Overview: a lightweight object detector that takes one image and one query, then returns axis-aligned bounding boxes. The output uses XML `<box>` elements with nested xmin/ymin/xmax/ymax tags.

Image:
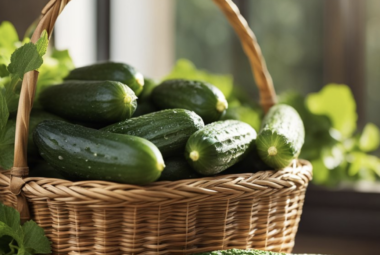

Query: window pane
<box><xmin>175</xmin><ymin>0</ymin><xmax>323</xmax><ymax>98</ymax></box>
<box><xmin>366</xmin><ymin>0</ymin><xmax>380</xmax><ymax>128</ymax></box>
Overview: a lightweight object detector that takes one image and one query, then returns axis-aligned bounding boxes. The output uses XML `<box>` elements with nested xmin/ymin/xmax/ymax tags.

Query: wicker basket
<box><xmin>0</xmin><ymin>0</ymin><xmax>312</xmax><ymax>254</ymax></box>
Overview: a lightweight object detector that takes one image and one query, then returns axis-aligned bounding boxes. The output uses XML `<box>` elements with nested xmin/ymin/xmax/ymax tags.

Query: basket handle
<box><xmin>10</xmin><ymin>0</ymin><xmax>277</xmax><ymax>218</ymax></box>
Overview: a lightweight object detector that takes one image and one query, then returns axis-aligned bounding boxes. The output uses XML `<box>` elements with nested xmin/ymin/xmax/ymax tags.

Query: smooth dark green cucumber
<box><xmin>28</xmin><ymin>110</ymin><xmax>65</xmax><ymax>157</ymax></box>
<box><xmin>102</xmin><ymin>109</ymin><xmax>204</xmax><ymax>157</ymax></box>
<box><xmin>65</xmin><ymin>62</ymin><xmax>145</xmax><ymax>95</ymax></box>
<box><xmin>34</xmin><ymin>120</ymin><xmax>165</xmax><ymax>184</ymax></box>
<box><xmin>39</xmin><ymin>80</ymin><xmax>137</xmax><ymax>123</ymax></box>
<box><xmin>158</xmin><ymin>157</ymin><xmax>200</xmax><ymax>181</ymax></box>
<box><xmin>256</xmin><ymin>104</ymin><xmax>305</xmax><ymax>169</ymax></box>
<box><xmin>29</xmin><ymin>161</ymin><xmax>70</xmax><ymax>179</ymax></box>
<box><xmin>152</xmin><ymin>79</ymin><xmax>228</xmax><ymax>123</ymax></box>
<box><xmin>185</xmin><ymin>120</ymin><xmax>257</xmax><ymax>176</ymax></box>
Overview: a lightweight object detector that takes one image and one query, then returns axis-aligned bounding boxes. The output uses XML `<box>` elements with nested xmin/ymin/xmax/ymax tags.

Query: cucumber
<box><xmin>158</xmin><ymin>157</ymin><xmax>200</xmax><ymax>181</ymax></box>
<box><xmin>132</xmin><ymin>101</ymin><xmax>157</xmax><ymax>117</ymax></box>
<box><xmin>139</xmin><ymin>77</ymin><xmax>158</xmax><ymax>102</ymax></box>
<box><xmin>28</xmin><ymin>110</ymin><xmax>65</xmax><ymax>157</ymax></box>
<box><xmin>222</xmin><ymin>143</ymin><xmax>271</xmax><ymax>175</ymax></box>
<box><xmin>256</xmin><ymin>104</ymin><xmax>305</xmax><ymax>169</ymax></box>
<box><xmin>29</xmin><ymin>161</ymin><xmax>70</xmax><ymax>179</ymax></box>
<box><xmin>221</xmin><ymin>105</ymin><xmax>263</xmax><ymax>132</ymax></box>
<box><xmin>65</xmin><ymin>62</ymin><xmax>145</xmax><ymax>95</ymax></box>
<box><xmin>39</xmin><ymin>80</ymin><xmax>137</xmax><ymax>123</ymax></box>
<box><xmin>33</xmin><ymin>120</ymin><xmax>165</xmax><ymax>185</ymax></box>
<box><xmin>151</xmin><ymin>79</ymin><xmax>228</xmax><ymax>123</ymax></box>
<box><xmin>185</xmin><ymin>120</ymin><xmax>257</xmax><ymax>176</ymax></box>
<box><xmin>102</xmin><ymin>109</ymin><xmax>204</xmax><ymax>157</ymax></box>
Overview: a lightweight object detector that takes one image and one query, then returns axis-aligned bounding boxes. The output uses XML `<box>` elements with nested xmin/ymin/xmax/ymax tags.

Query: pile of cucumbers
<box><xmin>30</xmin><ymin>62</ymin><xmax>305</xmax><ymax>185</ymax></box>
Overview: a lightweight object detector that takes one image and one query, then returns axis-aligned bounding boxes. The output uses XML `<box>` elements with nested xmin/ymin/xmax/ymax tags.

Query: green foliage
<box><xmin>221</xmin><ymin>105</ymin><xmax>262</xmax><ymax>131</ymax></box>
<box><xmin>165</xmin><ymin>59</ymin><xmax>233</xmax><ymax>98</ymax></box>
<box><xmin>359</xmin><ymin>123</ymin><xmax>380</xmax><ymax>152</ymax></box>
<box><xmin>280</xmin><ymin>84</ymin><xmax>380</xmax><ymax>186</ymax></box>
<box><xmin>0</xmin><ymin>21</ymin><xmax>73</xmax><ymax>170</ymax></box>
<box><xmin>307</xmin><ymin>84</ymin><xmax>357</xmax><ymax>138</ymax></box>
<box><xmin>0</xmin><ymin>202</ymin><xmax>51</xmax><ymax>254</ymax></box>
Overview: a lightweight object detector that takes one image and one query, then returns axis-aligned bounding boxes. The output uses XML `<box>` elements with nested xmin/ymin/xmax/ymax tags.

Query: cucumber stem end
<box><xmin>190</xmin><ymin>151</ymin><xmax>200</xmax><ymax>161</ymax></box>
<box><xmin>268</xmin><ymin>146</ymin><xmax>277</xmax><ymax>156</ymax></box>
<box><xmin>216</xmin><ymin>99</ymin><xmax>228</xmax><ymax>112</ymax></box>
<box><xmin>135</xmin><ymin>73</ymin><xmax>144</xmax><ymax>87</ymax></box>
<box><xmin>157</xmin><ymin>161</ymin><xmax>165</xmax><ymax>172</ymax></box>
<box><xmin>124</xmin><ymin>95</ymin><xmax>132</xmax><ymax>104</ymax></box>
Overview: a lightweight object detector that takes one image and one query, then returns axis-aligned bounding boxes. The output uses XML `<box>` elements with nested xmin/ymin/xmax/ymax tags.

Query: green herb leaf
<box><xmin>36</xmin><ymin>31</ymin><xmax>49</xmax><ymax>58</ymax></box>
<box><xmin>0</xmin><ymin>203</ymin><xmax>20</xmax><ymax>231</ymax></box>
<box><xmin>0</xmin><ymin>120</ymin><xmax>15</xmax><ymax>170</ymax></box>
<box><xmin>7</xmin><ymin>43</ymin><xmax>43</xmax><ymax>80</ymax></box>
<box><xmin>359</xmin><ymin>123</ymin><xmax>380</xmax><ymax>152</ymax></box>
<box><xmin>0</xmin><ymin>203</ymin><xmax>51</xmax><ymax>254</ymax></box>
<box><xmin>164</xmin><ymin>59</ymin><xmax>233</xmax><ymax>98</ymax></box>
<box><xmin>0</xmin><ymin>222</ymin><xmax>23</xmax><ymax>252</ymax></box>
<box><xmin>0</xmin><ymin>64</ymin><xmax>9</xmax><ymax>77</ymax></box>
<box><xmin>306</xmin><ymin>84</ymin><xmax>357</xmax><ymax>138</ymax></box>
<box><xmin>0</xmin><ymin>90</ymin><xmax>9</xmax><ymax>132</ymax></box>
<box><xmin>0</xmin><ymin>21</ymin><xmax>19</xmax><ymax>51</ymax></box>
<box><xmin>22</xmin><ymin>221</ymin><xmax>51</xmax><ymax>254</ymax></box>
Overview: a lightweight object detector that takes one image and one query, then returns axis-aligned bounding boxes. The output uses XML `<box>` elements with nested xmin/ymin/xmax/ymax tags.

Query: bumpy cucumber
<box><xmin>65</xmin><ymin>62</ymin><xmax>145</xmax><ymax>95</ymax></box>
<box><xmin>102</xmin><ymin>109</ymin><xmax>204</xmax><ymax>157</ymax></box>
<box><xmin>256</xmin><ymin>104</ymin><xmax>305</xmax><ymax>169</ymax></box>
<box><xmin>34</xmin><ymin>120</ymin><xmax>165</xmax><ymax>184</ymax></box>
<box><xmin>158</xmin><ymin>157</ymin><xmax>200</xmax><ymax>181</ymax></box>
<box><xmin>39</xmin><ymin>80</ymin><xmax>137</xmax><ymax>123</ymax></box>
<box><xmin>28</xmin><ymin>110</ymin><xmax>65</xmax><ymax>157</ymax></box>
<box><xmin>151</xmin><ymin>79</ymin><xmax>228</xmax><ymax>123</ymax></box>
<box><xmin>185</xmin><ymin>120</ymin><xmax>257</xmax><ymax>175</ymax></box>
<box><xmin>222</xmin><ymin>143</ymin><xmax>271</xmax><ymax>175</ymax></box>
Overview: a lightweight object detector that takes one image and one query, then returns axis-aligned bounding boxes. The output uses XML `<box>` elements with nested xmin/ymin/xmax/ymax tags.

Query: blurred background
<box><xmin>1</xmin><ymin>0</ymin><xmax>380</xmax><ymax>254</ymax></box>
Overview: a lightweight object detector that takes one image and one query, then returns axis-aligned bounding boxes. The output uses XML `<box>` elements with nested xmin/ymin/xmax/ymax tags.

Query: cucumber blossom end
<box><xmin>190</xmin><ymin>151</ymin><xmax>200</xmax><ymax>161</ymax></box>
<box><xmin>136</xmin><ymin>72</ymin><xmax>144</xmax><ymax>87</ymax></box>
<box><xmin>216</xmin><ymin>98</ymin><xmax>228</xmax><ymax>112</ymax></box>
<box><xmin>268</xmin><ymin>146</ymin><xmax>278</xmax><ymax>156</ymax></box>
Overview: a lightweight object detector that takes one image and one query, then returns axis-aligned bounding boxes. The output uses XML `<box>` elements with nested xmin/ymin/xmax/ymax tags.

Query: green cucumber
<box><xmin>34</xmin><ymin>120</ymin><xmax>165</xmax><ymax>185</ymax></box>
<box><xmin>28</xmin><ymin>110</ymin><xmax>65</xmax><ymax>157</ymax></box>
<box><xmin>151</xmin><ymin>79</ymin><xmax>228</xmax><ymax>123</ymax></box>
<box><xmin>132</xmin><ymin>101</ymin><xmax>157</xmax><ymax>117</ymax></box>
<box><xmin>39</xmin><ymin>80</ymin><xmax>137</xmax><ymax>123</ymax></box>
<box><xmin>65</xmin><ymin>62</ymin><xmax>145</xmax><ymax>95</ymax></box>
<box><xmin>222</xmin><ymin>143</ymin><xmax>271</xmax><ymax>175</ymax></box>
<box><xmin>29</xmin><ymin>161</ymin><xmax>70</xmax><ymax>179</ymax></box>
<box><xmin>256</xmin><ymin>104</ymin><xmax>305</xmax><ymax>169</ymax></box>
<box><xmin>185</xmin><ymin>120</ymin><xmax>257</xmax><ymax>175</ymax></box>
<box><xmin>158</xmin><ymin>157</ymin><xmax>200</xmax><ymax>181</ymax></box>
<box><xmin>139</xmin><ymin>77</ymin><xmax>158</xmax><ymax>102</ymax></box>
<box><xmin>102</xmin><ymin>109</ymin><xmax>204</xmax><ymax>157</ymax></box>
<box><xmin>221</xmin><ymin>105</ymin><xmax>263</xmax><ymax>131</ymax></box>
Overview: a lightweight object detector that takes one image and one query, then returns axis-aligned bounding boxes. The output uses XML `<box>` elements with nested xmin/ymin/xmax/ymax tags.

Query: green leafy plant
<box><xmin>164</xmin><ymin>59</ymin><xmax>233</xmax><ymax>99</ymax></box>
<box><xmin>280</xmin><ymin>84</ymin><xmax>380</xmax><ymax>186</ymax></box>
<box><xmin>0</xmin><ymin>21</ymin><xmax>74</xmax><ymax>170</ymax></box>
<box><xmin>0</xmin><ymin>202</ymin><xmax>51</xmax><ymax>255</ymax></box>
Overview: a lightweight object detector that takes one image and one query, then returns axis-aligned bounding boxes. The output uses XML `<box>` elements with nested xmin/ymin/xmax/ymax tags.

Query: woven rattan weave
<box><xmin>0</xmin><ymin>0</ymin><xmax>312</xmax><ymax>254</ymax></box>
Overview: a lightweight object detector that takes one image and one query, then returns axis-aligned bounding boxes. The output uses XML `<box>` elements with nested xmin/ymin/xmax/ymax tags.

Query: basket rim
<box><xmin>1</xmin><ymin>160</ymin><xmax>312</xmax><ymax>205</ymax></box>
